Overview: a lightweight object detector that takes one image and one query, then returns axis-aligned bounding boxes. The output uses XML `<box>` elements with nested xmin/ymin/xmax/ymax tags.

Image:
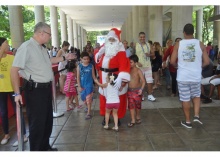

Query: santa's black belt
<box><xmin>100</xmin><ymin>68</ymin><xmax>119</xmax><ymax>72</ymax></box>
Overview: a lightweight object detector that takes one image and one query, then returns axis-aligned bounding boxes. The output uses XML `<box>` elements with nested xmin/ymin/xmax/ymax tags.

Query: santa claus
<box><xmin>94</xmin><ymin>28</ymin><xmax>130</xmax><ymax>125</ymax></box>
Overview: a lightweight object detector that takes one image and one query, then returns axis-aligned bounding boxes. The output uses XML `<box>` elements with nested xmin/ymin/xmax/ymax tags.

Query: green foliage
<box><xmin>87</xmin><ymin>30</ymin><xmax>108</xmax><ymax>46</ymax></box>
<box><xmin>0</xmin><ymin>6</ymin><xmax>10</xmax><ymax>42</ymax></box>
<box><xmin>202</xmin><ymin>5</ymin><xmax>214</xmax><ymax>44</ymax></box>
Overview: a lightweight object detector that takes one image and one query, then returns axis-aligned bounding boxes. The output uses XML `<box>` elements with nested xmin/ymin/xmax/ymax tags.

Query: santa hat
<box><xmin>107</xmin><ymin>28</ymin><xmax>121</xmax><ymax>41</ymax></box>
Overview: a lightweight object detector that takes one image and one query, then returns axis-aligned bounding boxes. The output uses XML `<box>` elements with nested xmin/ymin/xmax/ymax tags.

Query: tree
<box><xmin>87</xmin><ymin>30</ymin><xmax>109</xmax><ymax>46</ymax></box>
<box><xmin>203</xmin><ymin>5</ymin><xmax>214</xmax><ymax>44</ymax></box>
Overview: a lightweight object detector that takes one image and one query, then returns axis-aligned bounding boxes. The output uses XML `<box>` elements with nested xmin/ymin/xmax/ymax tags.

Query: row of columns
<box><xmin>8</xmin><ymin>5</ymin><xmax>87</xmax><ymax>51</ymax></box>
<box><xmin>120</xmin><ymin>6</ymin><xmax>196</xmax><ymax>46</ymax></box>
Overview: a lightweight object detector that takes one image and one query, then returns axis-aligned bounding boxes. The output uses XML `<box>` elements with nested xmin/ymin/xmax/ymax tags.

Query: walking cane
<box><xmin>16</xmin><ymin>87</ymin><xmax>24</xmax><ymax>151</ymax></box>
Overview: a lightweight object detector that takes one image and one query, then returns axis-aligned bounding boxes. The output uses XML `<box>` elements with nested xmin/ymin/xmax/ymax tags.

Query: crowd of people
<box><xmin>1</xmin><ymin>22</ymin><xmax>220</xmax><ymax>151</ymax></box>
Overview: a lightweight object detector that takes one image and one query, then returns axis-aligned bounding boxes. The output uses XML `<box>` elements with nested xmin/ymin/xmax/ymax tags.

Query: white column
<box><xmin>126</xmin><ymin>18</ymin><xmax>129</xmax><ymax>43</ymax></box>
<box><xmin>8</xmin><ymin>5</ymin><xmax>24</xmax><ymax>48</ymax></box>
<box><xmin>60</xmin><ymin>10</ymin><xmax>67</xmax><ymax>43</ymax></box>
<box><xmin>84</xmin><ymin>29</ymin><xmax>87</xmax><ymax>46</ymax></box>
<box><xmin>81</xmin><ymin>27</ymin><xmax>84</xmax><ymax>50</ymax></box>
<box><xmin>73</xmin><ymin>20</ymin><xmax>78</xmax><ymax>48</ymax></box>
<box><xmin>132</xmin><ymin>6</ymin><xmax>139</xmax><ymax>42</ymax></box>
<box><xmin>67</xmin><ymin>15</ymin><xmax>73</xmax><ymax>47</ymax></box>
<box><xmin>50</xmin><ymin>6</ymin><xmax>59</xmax><ymax>48</ymax></box>
<box><xmin>148</xmin><ymin>6</ymin><xmax>163</xmax><ymax>45</ymax></box>
<box><xmin>213</xmin><ymin>6</ymin><xmax>220</xmax><ymax>49</ymax></box>
<box><xmin>34</xmin><ymin>5</ymin><xmax>45</xmax><ymax>24</ymax></box>
<box><xmin>77</xmin><ymin>24</ymin><xmax>82</xmax><ymax>51</ymax></box>
<box><xmin>128</xmin><ymin>12</ymin><xmax>133</xmax><ymax>43</ymax></box>
<box><xmin>121</xmin><ymin>23</ymin><xmax>125</xmax><ymax>41</ymax></box>
<box><xmin>196</xmin><ymin>9</ymin><xmax>203</xmax><ymax>41</ymax></box>
<box><xmin>139</xmin><ymin>6</ymin><xmax>149</xmax><ymax>35</ymax></box>
<box><xmin>171</xmin><ymin>6</ymin><xmax>193</xmax><ymax>41</ymax></box>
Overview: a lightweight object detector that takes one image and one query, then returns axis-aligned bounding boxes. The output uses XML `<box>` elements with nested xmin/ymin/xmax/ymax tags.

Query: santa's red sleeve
<box><xmin>116</xmin><ymin>51</ymin><xmax>130</xmax><ymax>82</ymax></box>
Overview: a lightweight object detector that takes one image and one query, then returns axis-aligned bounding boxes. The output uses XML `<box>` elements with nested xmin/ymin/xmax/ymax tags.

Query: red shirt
<box><xmin>163</xmin><ymin>46</ymin><xmax>177</xmax><ymax>73</ymax></box>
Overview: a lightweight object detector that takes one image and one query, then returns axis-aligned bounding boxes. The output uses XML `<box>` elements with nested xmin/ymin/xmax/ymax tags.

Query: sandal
<box><xmin>127</xmin><ymin>122</ymin><xmax>135</xmax><ymax>127</ymax></box>
<box><xmin>112</xmin><ymin>126</ymin><xmax>119</xmax><ymax>132</ymax></box>
<box><xmin>85</xmin><ymin>114</ymin><xmax>92</xmax><ymax>120</ymax></box>
<box><xmin>67</xmin><ymin>108</ymin><xmax>73</xmax><ymax>111</ymax></box>
<box><xmin>103</xmin><ymin>125</ymin><xmax>109</xmax><ymax>130</ymax></box>
<box><xmin>136</xmin><ymin>119</ymin><xmax>141</xmax><ymax>124</ymax></box>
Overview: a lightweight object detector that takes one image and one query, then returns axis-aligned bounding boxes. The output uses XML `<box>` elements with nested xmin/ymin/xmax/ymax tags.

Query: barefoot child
<box><xmin>127</xmin><ymin>54</ymin><xmax>146</xmax><ymax>127</ymax></box>
<box><xmin>94</xmin><ymin>73</ymin><xmax>120</xmax><ymax>131</ymax></box>
<box><xmin>77</xmin><ymin>52</ymin><xmax>96</xmax><ymax>120</ymax></box>
<box><xmin>64</xmin><ymin>60</ymin><xmax>78</xmax><ymax>111</ymax></box>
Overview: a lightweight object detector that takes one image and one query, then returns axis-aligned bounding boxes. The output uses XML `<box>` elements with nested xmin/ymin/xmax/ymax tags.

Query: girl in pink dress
<box><xmin>64</xmin><ymin>60</ymin><xmax>78</xmax><ymax>111</ymax></box>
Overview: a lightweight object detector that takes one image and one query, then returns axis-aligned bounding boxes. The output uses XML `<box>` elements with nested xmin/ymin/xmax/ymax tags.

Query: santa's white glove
<box><xmin>113</xmin><ymin>77</ymin><xmax>122</xmax><ymax>90</ymax></box>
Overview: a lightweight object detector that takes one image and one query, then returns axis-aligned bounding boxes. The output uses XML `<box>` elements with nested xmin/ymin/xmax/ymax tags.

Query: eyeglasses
<box><xmin>43</xmin><ymin>31</ymin><xmax>51</xmax><ymax>36</ymax></box>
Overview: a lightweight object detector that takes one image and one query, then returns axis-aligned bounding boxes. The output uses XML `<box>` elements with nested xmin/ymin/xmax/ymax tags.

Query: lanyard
<box><xmin>139</xmin><ymin>42</ymin><xmax>150</xmax><ymax>60</ymax></box>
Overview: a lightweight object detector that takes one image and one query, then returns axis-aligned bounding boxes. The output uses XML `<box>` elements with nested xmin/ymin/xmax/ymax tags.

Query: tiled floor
<box><xmin>1</xmin><ymin>77</ymin><xmax>220</xmax><ymax>151</ymax></box>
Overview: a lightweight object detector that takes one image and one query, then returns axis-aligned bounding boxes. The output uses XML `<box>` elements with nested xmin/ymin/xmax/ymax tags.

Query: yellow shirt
<box><xmin>136</xmin><ymin>42</ymin><xmax>151</xmax><ymax>68</ymax></box>
<box><xmin>0</xmin><ymin>54</ymin><xmax>14</xmax><ymax>92</ymax></box>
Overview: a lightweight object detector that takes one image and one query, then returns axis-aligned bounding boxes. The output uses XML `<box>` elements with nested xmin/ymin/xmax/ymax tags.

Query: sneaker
<box><xmin>12</xmin><ymin>136</ymin><xmax>28</xmax><ymax>147</ymax></box>
<box><xmin>148</xmin><ymin>95</ymin><xmax>156</xmax><ymax>101</ymax></box>
<box><xmin>203</xmin><ymin>97</ymin><xmax>212</xmax><ymax>104</ymax></box>
<box><xmin>142</xmin><ymin>97</ymin><xmax>145</xmax><ymax>101</ymax></box>
<box><xmin>84</xmin><ymin>107</ymin><xmax>88</xmax><ymax>112</ymax></box>
<box><xmin>193</xmin><ymin>116</ymin><xmax>203</xmax><ymax>124</ymax></box>
<box><xmin>181</xmin><ymin>121</ymin><xmax>192</xmax><ymax>129</ymax></box>
<box><xmin>1</xmin><ymin>136</ymin><xmax>10</xmax><ymax>145</ymax></box>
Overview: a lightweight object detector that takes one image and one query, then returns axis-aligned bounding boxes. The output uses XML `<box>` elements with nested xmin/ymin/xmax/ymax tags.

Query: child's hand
<box><xmin>103</xmin><ymin>83</ymin><xmax>108</xmax><ymax>88</ymax></box>
<box><xmin>78</xmin><ymin>86</ymin><xmax>83</xmax><ymax>92</ymax></box>
<box><xmin>138</xmin><ymin>89</ymin><xmax>143</xmax><ymax>95</ymax></box>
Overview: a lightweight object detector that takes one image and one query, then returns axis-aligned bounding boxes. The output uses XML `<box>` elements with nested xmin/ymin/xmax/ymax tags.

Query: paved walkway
<box><xmin>1</xmin><ymin>77</ymin><xmax>220</xmax><ymax>151</ymax></box>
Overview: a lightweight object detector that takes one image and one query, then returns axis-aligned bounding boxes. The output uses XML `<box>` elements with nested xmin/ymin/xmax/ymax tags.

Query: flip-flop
<box><xmin>136</xmin><ymin>119</ymin><xmax>141</xmax><ymax>124</ymax></box>
<box><xmin>67</xmin><ymin>108</ymin><xmax>73</xmax><ymax>111</ymax></box>
<box><xmin>127</xmin><ymin>122</ymin><xmax>135</xmax><ymax>127</ymax></box>
<box><xmin>85</xmin><ymin>114</ymin><xmax>92</xmax><ymax>120</ymax></box>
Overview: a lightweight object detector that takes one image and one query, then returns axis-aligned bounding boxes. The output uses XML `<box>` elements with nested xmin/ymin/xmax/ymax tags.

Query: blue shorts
<box><xmin>177</xmin><ymin>81</ymin><xmax>201</xmax><ymax>102</ymax></box>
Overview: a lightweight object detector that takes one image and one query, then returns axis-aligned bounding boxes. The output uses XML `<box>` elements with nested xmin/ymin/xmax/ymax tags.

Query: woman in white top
<box><xmin>56</xmin><ymin>41</ymin><xmax>70</xmax><ymax>93</ymax></box>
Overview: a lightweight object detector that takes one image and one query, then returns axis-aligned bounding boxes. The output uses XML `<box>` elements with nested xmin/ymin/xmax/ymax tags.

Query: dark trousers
<box><xmin>0</xmin><ymin>92</ymin><xmax>26</xmax><ymax>135</ymax></box>
<box><xmin>170</xmin><ymin>72</ymin><xmax>177</xmax><ymax>94</ymax></box>
<box><xmin>24</xmin><ymin>87</ymin><xmax>53</xmax><ymax>151</ymax></box>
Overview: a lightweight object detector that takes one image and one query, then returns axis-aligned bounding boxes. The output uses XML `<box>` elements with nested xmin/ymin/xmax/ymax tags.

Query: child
<box><xmin>127</xmin><ymin>54</ymin><xmax>146</xmax><ymax>127</ymax></box>
<box><xmin>64</xmin><ymin>60</ymin><xmax>78</xmax><ymax>111</ymax></box>
<box><xmin>94</xmin><ymin>73</ymin><xmax>120</xmax><ymax>131</ymax></box>
<box><xmin>77</xmin><ymin>52</ymin><xmax>96</xmax><ymax>120</ymax></box>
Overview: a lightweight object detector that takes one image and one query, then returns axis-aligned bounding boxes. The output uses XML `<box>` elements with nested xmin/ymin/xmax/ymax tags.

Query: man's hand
<box><xmin>113</xmin><ymin>77</ymin><xmax>122</xmax><ymax>90</ymax></box>
<box><xmin>162</xmin><ymin>62</ymin><xmax>166</xmax><ymax>69</ymax></box>
<box><xmin>65</xmin><ymin>53</ymin><xmax>76</xmax><ymax>60</ymax></box>
<box><xmin>15</xmin><ymin>95</ymin><xmax>23</xmax><ymax>106</ymax></box>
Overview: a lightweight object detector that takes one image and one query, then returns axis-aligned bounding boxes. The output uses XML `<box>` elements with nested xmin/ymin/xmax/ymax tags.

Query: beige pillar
<box><xmin>132</xmin><ymin>6</ymin><xmax>139</xmax><ymax>42</ymax></box>
<box><xmin>148</xmin><ymin>6</ymin><xmax>163</xmax><ymax>45</ymax></box>
<box><xmin>121</xmin><ymin>23</ymin><xmax>126</xmax><ymax>41</ymax></box>
<box><xmin>8</xmin><ymin>6</ymin><xmax>24</xmax><ymax>48</ymax></box>
<box><xmin>73</xmin><ymin>20</ymin><xmax>78</xmax><ymax>48</ymax></box>
<box><xmin>34</xmin><ymin>5</ymin><xmax>45</xmax><ymax>24</ymax></box>
<box><xmin>171</xmin><ymin>6</ymin><xmax>193</xmax><ymax>41</ymax></box>
<box><xmin>50</xmin><ymin>6</ymin><xmax>59</xmax><ymax>48</ymax></box>
<box><xmin>67</xmin><ymin>15</ymin><xmax>73</xmax><ymax>47</ymax></box>
<box><xmin>196</xmin><ymin>9</ymin><xmax>203</xmax><ymax>41</ymax></box>
<box><xmin>139</xmin><ymin>6</ymin><xmax>149</xmax><ymax>35</ymax></box>
<box><xmin>59</xmin><ymin>10</ymin><xmax>67</xmax><ymax>43</ymax></box>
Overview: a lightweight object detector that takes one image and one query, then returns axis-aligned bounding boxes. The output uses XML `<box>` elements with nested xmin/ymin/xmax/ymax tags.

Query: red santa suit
<box><xmin>94</xmin><ymin>28</ymin><xmax>130</xmax><ymax>119</ymax></box>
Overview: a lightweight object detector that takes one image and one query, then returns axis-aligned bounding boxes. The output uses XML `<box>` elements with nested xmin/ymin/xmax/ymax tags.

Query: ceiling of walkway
<box><xmin>57</xmin><ymin>6</ymin><xmax>132</xmax><ymax>31</ymax></box>
<box><xmin>57</xmin><ymin>5</ymin><xmax>205</xmax><ymax>32</ymax></box>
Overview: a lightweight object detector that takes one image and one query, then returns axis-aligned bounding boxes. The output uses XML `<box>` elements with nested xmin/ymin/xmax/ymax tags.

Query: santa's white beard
<box><xmin>105</xmin><ymin>41</ymin><xmax>119</xmax><ymax>57</ymax></box>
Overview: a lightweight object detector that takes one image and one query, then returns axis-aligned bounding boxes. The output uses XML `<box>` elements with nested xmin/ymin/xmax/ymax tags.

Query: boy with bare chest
<box><xmin>127</xmin><ymin>55</ymin><xmax>146</xmax><ymax>127</ymax></box>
